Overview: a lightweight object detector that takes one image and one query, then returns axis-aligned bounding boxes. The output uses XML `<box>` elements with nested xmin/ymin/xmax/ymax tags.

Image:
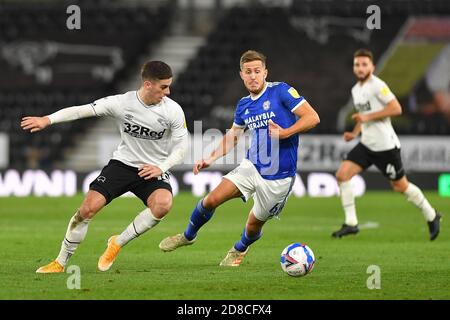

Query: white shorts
<box><xmin>223</xmin><ymin>159</ymin><xmax>295</xmax><ymax>221</ymax></box>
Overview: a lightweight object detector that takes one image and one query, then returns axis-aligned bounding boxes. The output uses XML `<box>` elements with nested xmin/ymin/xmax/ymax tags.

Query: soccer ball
<box><xmin>280</xmin><ymin>243</ymin><xmax>315</xmax><ymax>277</ymax></box>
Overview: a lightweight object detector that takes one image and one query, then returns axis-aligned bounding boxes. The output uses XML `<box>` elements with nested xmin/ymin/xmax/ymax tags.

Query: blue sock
<box><xmin>183</xmin><ymin>198</ymin><xmax>215</xmax><ymax>241</ymax></box>
<box><xmin>234</xmin><ymin>228</ymin><xmax>262</xmax><ymax>252</ymax></box>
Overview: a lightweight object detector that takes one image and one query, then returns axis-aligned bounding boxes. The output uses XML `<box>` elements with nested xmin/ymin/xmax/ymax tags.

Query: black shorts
<box><xmin>89</xmin><ymin>160</ymin><xmax>172</xmax><ymax>205</ymax></box>
<box><xmin>345</xmin><ymin>143</ymin><xmax>405</xmax><ymax>181</ymax></box>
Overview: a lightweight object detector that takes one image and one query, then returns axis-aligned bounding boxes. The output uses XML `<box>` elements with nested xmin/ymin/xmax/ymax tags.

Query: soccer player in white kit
<box><xmin>332</xmin><ymin>49</ymin><xmax>442</xmax><ymax>240</ymax></box>
<box><xmin>21</xmin><ymin>61</ymin><xmax>189</xmax><ymax>273</ymax></box>
<box><xmin>159</xmin><ymin>50</ymin><xmax>320</xmax><ymax>266</ymax></box>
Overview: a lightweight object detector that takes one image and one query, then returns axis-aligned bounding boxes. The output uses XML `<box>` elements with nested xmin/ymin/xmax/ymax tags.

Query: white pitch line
<box><xmin>285</xmin><ymin>221</ymin><xmax>380</xmax><ymax>231</ymax></box>
<box><xmin>358</xmin><ymin>221</ymin><xmax>380</xmax><ymax>229</ymax></box>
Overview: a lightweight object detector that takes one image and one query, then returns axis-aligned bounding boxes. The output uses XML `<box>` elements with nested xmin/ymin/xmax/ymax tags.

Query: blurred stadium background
<box><xmin>0</xmin><ymin>0</ymin><xmax>449</xmax><ymax>198</ymax></box>
<box><xmin>1</xmin><ymin>0</ymin><xmax>450</xmax><ymax>301</ymax></box>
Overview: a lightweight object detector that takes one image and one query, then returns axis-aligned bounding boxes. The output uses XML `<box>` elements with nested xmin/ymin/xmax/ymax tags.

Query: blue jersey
<box><xmin>233</xmin><ymin>82</ymin><xmax>305</xmax><ymax>180</ymax></box>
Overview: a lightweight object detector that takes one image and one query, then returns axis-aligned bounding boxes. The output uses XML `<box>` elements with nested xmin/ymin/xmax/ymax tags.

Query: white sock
<box><xmin>56</xmin><ymin>210</ymin><xmax>91</xmax><ymax>266</ymax></box>
<box><xmin>116</xmin><ymin>208</ymin><xmax>162</xmax><ymax>247</ymax></box>
<box><xmin>403</xmin><ymin>183</ymin><xmax>436</xmax><ymax>221</ymax></box>
<box><xmin>339</xmin><ymin>181</ymin><xmax>358</xmax><ymax>226</ymax></box>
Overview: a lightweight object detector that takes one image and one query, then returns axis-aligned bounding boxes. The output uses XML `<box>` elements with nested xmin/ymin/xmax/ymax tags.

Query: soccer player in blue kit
<box><xmin>159</xmin><ymin>50</ymin><xmax>320</xmax><ymax>266</ymax></box>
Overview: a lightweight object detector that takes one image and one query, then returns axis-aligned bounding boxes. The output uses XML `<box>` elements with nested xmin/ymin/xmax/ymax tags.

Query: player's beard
<box><xmin>356</xmin><ymin>71</ymin><xmax>371</xmax><ymax>82</ymax></box>
<box><xmin>247</xmin><ymin>81</ymin><xmax>264</xmax><ymax>95</ymax></box>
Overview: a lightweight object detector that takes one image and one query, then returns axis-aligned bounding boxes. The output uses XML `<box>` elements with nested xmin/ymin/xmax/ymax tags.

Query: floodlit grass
<box><xmin>0</xmin><ymin>192</ymin><xmax>448</xmax><ymax>300</ymax></box>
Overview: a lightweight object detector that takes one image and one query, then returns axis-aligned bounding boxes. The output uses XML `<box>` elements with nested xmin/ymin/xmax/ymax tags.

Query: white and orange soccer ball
<box><xmin>280</xmin><ymin>243</ymin><xmax>315</xmax><ymax>277</ymax></box>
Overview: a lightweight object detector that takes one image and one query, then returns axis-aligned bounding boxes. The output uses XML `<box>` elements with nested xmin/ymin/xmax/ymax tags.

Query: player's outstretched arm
<box><xmin>268</xmin><ymin>101</ymin><xmax>320</xmax><ymax>139</ymax></box>
<box><xmin>193</xmin><ymin>125</ymin><xmax>244</xmax><ymax>175</ymax></box>
<box><xmin>21</xmin><ymin>104</ymin><xmax>97</xmax><ymax>133</ymax></box>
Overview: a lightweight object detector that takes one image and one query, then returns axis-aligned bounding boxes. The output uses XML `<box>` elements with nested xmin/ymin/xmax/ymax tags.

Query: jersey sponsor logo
<box><xmin>123</xmin><ymin>122</ymin><xmax>166</xmax><ymax>140</ymax></box>
<box><xmin>263</xmin><ymin>100</ymin><xmax>271</xmax><ymax>110</ymax></box>
<box><xmin>244</xmin><ymin>109</ymin><xmax>250</xmax><ymax>115</ymax></box>
<box><xmin>244</xmin><ymin>111</ymin><xmax>276</xmax><ymax>124</ymax></box>
<box><xmin>288</xmin><ymin>87</ymin><xmax>300</xmax><ymax>99</ymax></box>
<box><xmin>244</xmin><ymin>111</ymin><xmax>276</xmax><ymax>130</ymax></box>
<box><xmin>125</xmin><ymin>114</ymin><xmax>134</xmax><ymax>121</ymax></box>
<box><xmin>355</xmin><ymin>101</ymin><xmax>371</xmax><ymax>112</ymax></box>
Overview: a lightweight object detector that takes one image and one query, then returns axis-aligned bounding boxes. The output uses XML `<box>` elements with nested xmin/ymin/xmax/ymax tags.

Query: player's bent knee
<box><xmin>79</xmin><ymin>191</ymin><xmax>106</xmax><ymax>219</ymax></box>
<box><xmin>390</xmin><ymin>176</ymin><xmax>409</xmax><ymax>193</ymax></box>
<box><xmin>79</xmin><ymin>203</ymin><xmax>100</xmax><ymax>219</ymax></box>
<box><xmin>392</xmin><ymin>182</ymin><xmax>407</xmax><ymax>193</ymax></box>
<box><xmin>335</xmin><ymin>171</ymin><xmax>350</xmax><ymax>183</ymax></box>
<box><xmin>202</xmin><ymin>193</ymin><xmax>221</xmax><ymax>210</ymax></box>
<box><xmin>149</xmin><ymin>198</ymin><xmax>172</xmax><ymax>218</ymax></box>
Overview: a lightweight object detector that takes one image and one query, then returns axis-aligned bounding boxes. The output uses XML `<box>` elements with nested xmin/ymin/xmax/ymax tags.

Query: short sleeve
<box><xmin>170</xmin><ymin>104</ymin><xmax>188</xmax><ymax>138</ymax></box>
<box><xmin>91</xmin><ymin>95</ymin><xmax>120</xmax><ymax>117</ymax></box>
<box><xmin>374</xmin><ymin>81</ymin><xmax>395</xmax><ymax>105</ymax></box>
<box><xmin>233</xmin><ymin>114</ymin><xmax>245</xmax><ymax>128</ymax></box>
<box><xmin>233</xmin><ymin>103</ymin><xmax>246</xmax><ymax>128</ymax></box>
<box><xmin>278</xmin><ymin>82</ymin><xmax>306</xmax><ymax>112</ymax></box>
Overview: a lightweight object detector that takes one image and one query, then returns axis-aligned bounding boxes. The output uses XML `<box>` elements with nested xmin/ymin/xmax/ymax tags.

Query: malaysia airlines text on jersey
<box><xmin>233</xmin><ymin>82</ymin><xmax>306</xmax><ymax>180</ymax></box>
<box><xmin>90</xmin><ymin>91</ymin><xmax>188</xmax><ymax>168</ymax></box>
<box><xmin>244</xmin><ymin>111</ymin><xmax>276</xmax><ymax>129</ymax></box>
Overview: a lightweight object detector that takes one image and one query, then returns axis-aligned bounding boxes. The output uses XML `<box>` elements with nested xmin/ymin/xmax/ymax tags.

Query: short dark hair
<box><xmin>141</xmin><ymin>61</ymin><xmax>173</xmax><ymax>81</ymax></box>
<box><xmin>354</xmin><ymin>48</ymin><xmax>374</xmax><ymax>62</ymax></box>
<box><xmin>240</xmin><ymin>50</ymin><xmax>267</xmax><ymax>69</ymax></box>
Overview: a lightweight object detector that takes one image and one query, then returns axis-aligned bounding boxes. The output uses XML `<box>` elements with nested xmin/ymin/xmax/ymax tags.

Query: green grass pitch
<box><xmin>0</xmin><ymin>191</ymin><xmax>448</xmax><ymax>300</ymax></box>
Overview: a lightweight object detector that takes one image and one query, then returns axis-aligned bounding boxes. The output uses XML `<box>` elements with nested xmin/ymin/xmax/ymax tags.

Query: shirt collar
<box><xmin>136</xmin><ymin>90</ymin><xmax>161</xmax><ymax>108</ymax></box>
<box><xmin>250</xmin><ymin>82</ymin><xmax>268</xmax><ymax>101</ymax></box>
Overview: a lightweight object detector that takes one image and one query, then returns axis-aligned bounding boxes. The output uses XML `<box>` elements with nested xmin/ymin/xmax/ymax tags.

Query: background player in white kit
<box><xmin>332</xmin><ymin>49</ymin><xmax>442</xmax><ymax>240</ymax></box>
<box><xmin>21</xmin><ymin>61</ymin><xmax>188</xmax><ymax>273</ymax></box>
